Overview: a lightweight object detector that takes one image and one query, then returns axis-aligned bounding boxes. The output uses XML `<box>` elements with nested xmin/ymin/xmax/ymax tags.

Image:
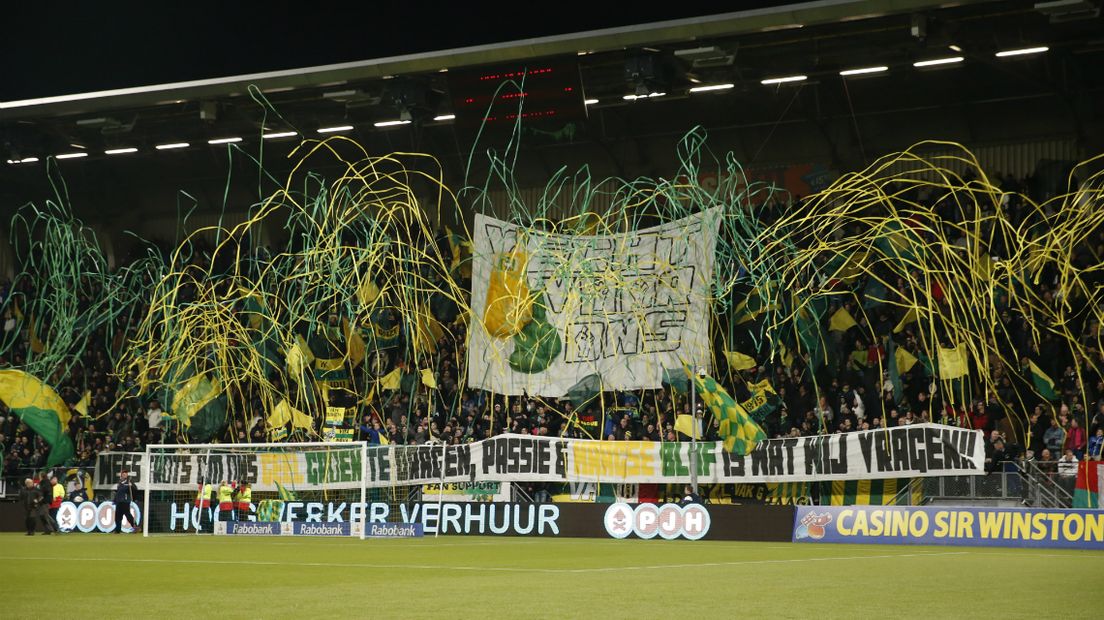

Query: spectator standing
<box><xmin>146</xmin><ymin>399</ymin><xmax>165</xmax><ymax>441</ymax></box>
<box><xmin>1057</xmin><ymin>449</ymin><xmax>1079</xmax><ymax>496</ymax></box>
<box><xmin>1065</xmin><ymin>419</ymin><xmax>1086</xmax><ymax>459</ymax></box>
<box><xmin>1088</xmin><ymin>429</ymin><xmax>1103</xmax><ymax>460</ymax></box>
<box><xmin>1044</xmin><ymin>423</ymin><xmax>1065</xmax><ymax>454</ymax></box>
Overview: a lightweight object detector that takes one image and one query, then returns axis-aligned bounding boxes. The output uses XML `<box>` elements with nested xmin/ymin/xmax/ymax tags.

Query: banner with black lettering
<box><xmin>365</xmin><ymin>423</ymin><xmax>983</xmax><ymax>487</ymax></box>
<box><xmin>102</xmin><ymin>424</ymin><xmax>984</xmax><ymax>491</ymax></box>
<box><xmin>93</xmin><ymin>452</ymin><xmax>147</xmax><ymax>489</ymax></box>
<box><xmin>96</xmin><ymin>446</ymin><xmax>366</xmax><ymax>492</ymax></box>
<box><xmin>467</xmin><ymin>209</ymin><xmax>720</xmax><ymax>397</ymax></box>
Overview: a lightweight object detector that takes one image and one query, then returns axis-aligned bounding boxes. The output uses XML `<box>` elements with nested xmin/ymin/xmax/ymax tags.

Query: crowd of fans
<box><xmin>2</xmin><ymin>171</ymin><xmax>1104</xmax><ymax>496</ymax></box>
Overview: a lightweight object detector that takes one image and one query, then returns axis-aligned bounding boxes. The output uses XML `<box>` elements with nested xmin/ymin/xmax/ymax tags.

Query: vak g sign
<box><xmin>604</xmin><ymin>502</ymin><xmax>710</xmax><ymax>540</ymax></box>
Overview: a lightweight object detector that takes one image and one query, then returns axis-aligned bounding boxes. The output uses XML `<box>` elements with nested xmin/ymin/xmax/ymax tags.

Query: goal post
<box><xmin>142</xmin><ymin>442</ymin><xmax>369</xmax><ymax>538</ymax></box>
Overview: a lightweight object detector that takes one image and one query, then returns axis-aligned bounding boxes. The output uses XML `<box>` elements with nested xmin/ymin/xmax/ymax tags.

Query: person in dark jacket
<box><xmin>36</xmin><ymin>472</ymin><xmax>58</xmax><ymax>533</ymax></box>
<box><xmin>113</xmin><ymin>469</ymin><xmax>140</xmax><ymax>533</ymax></box>
<box><xmin>19</xmin><ymin>478</ymin><xmax>48</xmax><ymax>536</ymax></box>
<box><xmin>678</xmin><ymin>484</ymin><xmax>703</xmax><ymax>506</ymax></box>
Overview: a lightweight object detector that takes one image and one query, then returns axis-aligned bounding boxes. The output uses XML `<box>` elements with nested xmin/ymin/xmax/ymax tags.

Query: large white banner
<box><xmin>103</xmin><ymin>424</ymin><xmax>984</xmax><ymax>491</ymax></box>
<box><xmin>467</xmin><ymin>209</ymin><xmax>721</xmax><ymax>396</ymax></box>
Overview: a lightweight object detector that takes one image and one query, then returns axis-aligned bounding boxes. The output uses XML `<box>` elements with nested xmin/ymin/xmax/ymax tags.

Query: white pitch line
<box><xmin>558</xmin><ymin>551</ymin><xmax>968</xmax><ymax>572</ymax></box>
<box><xmin>0</xmin><ymin>551</ymin><xmax>966</xmax><ymax>574</ymax></box>
<box><xmin>954</xmin><ymin>551</ymin><xmax>1104</xmax><ymax>559</ymax></box>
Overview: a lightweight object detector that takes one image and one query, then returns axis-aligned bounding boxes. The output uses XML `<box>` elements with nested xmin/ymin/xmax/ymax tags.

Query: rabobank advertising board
<box><xmin>793</xmin><ymin>505</ymin><xmax>1104</xmax><ymax>550</ymax></box>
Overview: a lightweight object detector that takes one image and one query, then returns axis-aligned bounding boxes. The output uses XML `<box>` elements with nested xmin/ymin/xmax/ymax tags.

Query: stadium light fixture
<box><xmin>155</xmin><ymin>142</ymin><xmax>190</xmax><ymax>150</ymax></box>
<box><xmin>207</xmin><ymin>137</ymin><xmax>243</xmax><ymax>145</ymax></box>
<box><xmin>55</xmin><ymin>152</ymin><xmax>88</xmax><ymax>159</ymax></box>
<box><xmin>689</xmin><ymin>83</ymin><xmax>735</xmax><ymax>93</ymax></box>
<box><xmin>316</xmin><ymin>125</ymin><xmax>353</xmax><ymax>134</ymax></box>
<box><xmin>104</xmin><ymin>147</ymin><xmax>138</xmax><ymax>155</ymax></box>
<box><xmin>839</xmin><ymin>66</ymin><xmax>888</xmax><ymax>77</ymax></box>
<box><xmin>995</xmin><ymin>46</ymin><xmax>1049</xmax><ymax>58</ymax></box>
<box><xmin>262</xmin><ymin>131</ymin><xmax>297</xmax><ymax>139</ymax></box>
<box><xmin>913</xmin><ymin>56</ymin><xmax>964</xmax><ymax>67</ymax></box>
<box><xmin>760</xmin><ymin>75</ymin><xmax>806</xmax><ymax>85</ymax></box>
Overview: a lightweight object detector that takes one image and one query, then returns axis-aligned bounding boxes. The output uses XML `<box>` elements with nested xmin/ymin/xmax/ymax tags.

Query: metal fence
<box><xmin>915</xmin><ymin>461</ymin><xmax>1075</xmax><ymax>508</ymax></box>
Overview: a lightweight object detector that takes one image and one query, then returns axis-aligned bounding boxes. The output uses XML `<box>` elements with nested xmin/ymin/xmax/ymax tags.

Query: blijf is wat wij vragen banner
<box><xmin>467</xmin><ymin>209</ymin><xmax>720</xmax><ymax>397</ymax></box>
<box><xmin>102</xmin><ymin>424</ymin><xmax>983</xmax><ymax>492</ymax></box>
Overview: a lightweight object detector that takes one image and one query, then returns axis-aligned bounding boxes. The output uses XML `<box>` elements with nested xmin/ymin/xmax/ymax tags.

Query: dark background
<box><xmin>2</xmin><ymin>1</ymin><xmax>779</xmax><ymax>101</ymax></box>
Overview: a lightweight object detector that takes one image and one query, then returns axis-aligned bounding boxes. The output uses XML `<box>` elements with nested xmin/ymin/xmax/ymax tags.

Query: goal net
<box><xmin>143</xmin><ymin>442</ymin><xmax>369</xmax><ymax>538</ymax></box>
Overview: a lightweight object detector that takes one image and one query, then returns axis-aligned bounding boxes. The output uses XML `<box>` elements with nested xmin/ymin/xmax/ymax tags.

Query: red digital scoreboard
<box><xmin>447</xmin><ymin>60</ymin><xmax>586</xmax><ymax>138</ymax></box>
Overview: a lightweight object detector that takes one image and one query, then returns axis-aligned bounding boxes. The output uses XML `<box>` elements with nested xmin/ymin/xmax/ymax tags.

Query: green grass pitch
<box><xmin>1</xmin><ymin>533</ymin><xmax>1098</xmax><ymax>618</ymax></box>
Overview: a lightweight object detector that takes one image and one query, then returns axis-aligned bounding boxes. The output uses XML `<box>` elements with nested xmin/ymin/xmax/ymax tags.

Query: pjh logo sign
<box><xmin>56</xmin><ymin>501</ymin><xmax>140</xmax><ymax>533</ymax></box>
<box><xmin>603</xmin><ymin>502</ymin><xmax>710</xmax><ymax>540</ymax></box>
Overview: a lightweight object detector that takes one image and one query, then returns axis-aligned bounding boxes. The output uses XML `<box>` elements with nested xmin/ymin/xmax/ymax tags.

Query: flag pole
<box><xmin>690</xmin><ymin>367</ymin><xmax>700</xmax><ymax>495</ymax></box>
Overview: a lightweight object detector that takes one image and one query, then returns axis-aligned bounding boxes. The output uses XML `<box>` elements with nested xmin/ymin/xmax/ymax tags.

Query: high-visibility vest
<box><xmin>195</xmin><ymin>483</ymin><xmax>213</xmax><ymax>508</ymax></box>
<box><xmin>51</xmin><ymin>483</ymin><xmax>64</xmax><ymax>509</ymax></box>
<box><xmin>217</xmin><ymin>484</ymin><xmax>234</xmax><ymax>509</ymax></box>
<box><xmin>236</xmin><ymin>486</ymin><xmax>252</xmax><ymax>511</ymax></box>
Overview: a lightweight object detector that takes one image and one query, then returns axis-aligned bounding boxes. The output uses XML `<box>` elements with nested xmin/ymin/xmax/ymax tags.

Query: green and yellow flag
<box><xmin>286</xmin><ymin>334</ymin><xmax>315</xmax><ymax>379</ymax></box>
<box><xmin>343</xmin><ymin>319</ymin><xmax>366</xmax><ymax>368</ymax></box>
<box><xmin>895</xmin><ymin>345</ymin><xmax>918</xmax><ymax>373</ymax></box>
<box><xmin>162</xmin><ymin>369</ymin><xmax>227</xmax><ymax>443</ymax></box>
<box><xmin>1025</xmin><ymin>360</ymin><xmax>1059</xmax><ymax>402</ymax></box>
<box><xmin>420</xmin><ymin>368</ymin><xmax>437</xmax><ymax>389</ymax></box>
<box><xmin>733</xmin><ymin>286</ymin><xmax>778</xmax><ymax>325</ymax></box>
<box><xmin>0</xmin><ymin>369</ymin><xmax>75</xmax><ymax>466</ymax></box>
<box><xmin>268</xmin><ymin>399</ymin><xmax>314</xmax><ymax>431</ymax></box>
<box><xmin>380</xmin><ymin>367</ymin><xmax>403</xmax><ymax>391</ymax></box>
<box><xmin>28</xmin><ymin>315</ymin><xmax>46</xmax><ymax>354</ymax></box>
<box><xmin>738</xmin><ymin>379</ymin><xmax>780</xmax><ymax>423</ymax></box>
<box><xmin>723</xmin><ymin>350</ymin><xmax>758</xmax><ymax>371</ymax></box>
<box><xmin>357</xmin><ymin>278</ymin><xmax>381</xmax><ymax>307</ymax></box>
<box><xmin>893</xmin><ymin>307</ymin><xmax>919</xmax><ymax>334</ymax></box>
<box><xmin>274</xmin><ymin>480</ymin><xmax>297</xmax><ymax>502</ymax></box>
<box><xmin>74</xmin><ymin>390</ymin><xmax>91</xmax><ymax>418</ymax></box>
<box><xmin>674</xmin><ymin>414</ymin><xmax>702</xmax><ymax>439</ymax></box>
<box><xmin>412</xmin><ymin>306</ymin><xmax>445</xmax><ymax>355</ymax></box>
<box><xmin>937</xmin><ymin>344</ymin><xmax>968</xmax><ymax>379</ymax></box>
<box><xmin>829</xmin><ymin>307</ymin><xmax>858</xmax><ymax>332</ymax></box>
<box><xmin>820</xmin><ymin>479</ymin><xmax>922</xmax><ymax>506</ymax></box>
<box><xmin>683</xmin><ymin>365</ymin><xmax>765</xmax><ymax>455</ymax></box>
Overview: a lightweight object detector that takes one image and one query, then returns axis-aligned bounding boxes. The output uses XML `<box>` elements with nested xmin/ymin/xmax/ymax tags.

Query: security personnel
<box><xmin>217</xmin><ymin>480</ymin><xmax>235</xmax><ymax>522</ymax></box>
<box><xmin>113</xmin><ymin>469</ymin><xmax>140</xmax><ymax>533</ymax></box>
<box><xmin>194</xmin><ymin>481</ymin><xmax>214</xmax><ymax>532</ymax></box>
<box><xmin>235</xmin><ymin>481</ymin><xmax>252</xmax><ymax>520</ymax></box>
<box><xmin>49</xmin><ymin>475</ymin><xmax>65</xmax><ymax>529</ymax></box>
